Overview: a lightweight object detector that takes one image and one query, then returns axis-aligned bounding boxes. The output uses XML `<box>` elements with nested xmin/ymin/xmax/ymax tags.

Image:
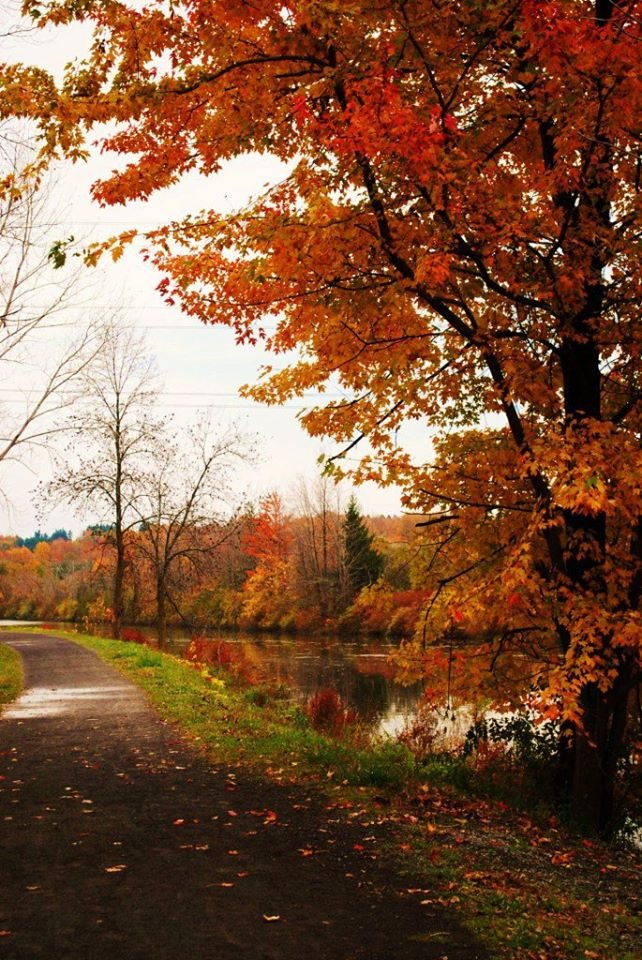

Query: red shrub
<box><xmin>187</xmin><ymin>636</ymin><xmax>260</xmax><ymax>686</ymax></box>
<box><xmin>306</xmin><ymin>687</ymin><xmax>356</xmax><ymax>735</ymax></box>
<box><xmin>121</xmin><ymin>626</ymin><xmax>146</xmax><ymax>644</ymax></box>
<box><xmin>186</xmin><ymin>635</ymin><xmax>212</xmax><ymax>663</ymax></box>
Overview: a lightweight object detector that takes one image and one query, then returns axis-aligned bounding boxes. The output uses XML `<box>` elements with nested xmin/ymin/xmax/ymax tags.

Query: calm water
<box><xmin>2</xmin><ymin>621</ymin><xmax>424</xmax><ymax>736</ymax></box>
<box><xmin>153</xmin><ymin>628</ymin><xmax>422</xmax><ymax>737</ymax></box>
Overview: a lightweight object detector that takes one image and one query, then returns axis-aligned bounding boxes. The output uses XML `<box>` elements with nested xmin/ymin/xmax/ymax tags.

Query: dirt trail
<box><xmin>0</xmin><ymin>632</ymin><xmax>485</xmax><ymax>960</ymax></box>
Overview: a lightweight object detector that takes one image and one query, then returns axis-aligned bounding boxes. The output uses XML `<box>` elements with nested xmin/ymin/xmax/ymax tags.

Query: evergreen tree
<box><xmin>16</xmin><ymin>529</ymin><xmax>70</xmax><ymax>551</ymax></box>
<box><xmin>342</xmin><ymin>497</ymin><xmax>384</xmax><ymax>600</ymax></box>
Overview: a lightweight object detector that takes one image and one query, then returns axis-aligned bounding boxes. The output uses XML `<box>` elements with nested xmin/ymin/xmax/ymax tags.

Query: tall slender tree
<box><xmin>46</xmin><ymin>320</ymin><xmax>159</xmax><ymax>637</ymax></box>
<box><xmin>291</xmin><ymin>477</ymin><xmax>343</xmax><ymax>621</ymax></box>
<box><xmin>341</xmin><ymin>496</ymin><xmax>384</xmax><ymax>601</ymax></box>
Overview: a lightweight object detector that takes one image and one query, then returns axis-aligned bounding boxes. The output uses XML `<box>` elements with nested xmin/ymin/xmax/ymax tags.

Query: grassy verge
<box><xmin>70</xmin><ymin>631</ymin><xmax>414</xmax><ymax>791</ymax></box>
<box><xmin>0</xmin><ymin>641</ymin><xmax>22</xmax><ymax>707</ymax></box>
<box><xmin>40</xmin><ymin>629</ymin><xmax>642</xmax><ymax>959</ymax></box>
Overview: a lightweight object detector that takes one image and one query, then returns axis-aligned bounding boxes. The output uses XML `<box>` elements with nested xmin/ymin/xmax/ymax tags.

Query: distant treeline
<box><xmin>15</xmin><ymin>529</ymin><xmax>71</xmax><ymax>551</ymax></box>
<box><xmin>0</xmin><ymin>494</ymin><xmax>430</xmax><ymax>639</ymax></box>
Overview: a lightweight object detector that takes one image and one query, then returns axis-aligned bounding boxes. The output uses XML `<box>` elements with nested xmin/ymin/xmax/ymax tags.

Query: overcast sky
<box><xmin>0</xmin><ymin>8</ymin><xmax>415</xmax><ymax>536</ymax></box>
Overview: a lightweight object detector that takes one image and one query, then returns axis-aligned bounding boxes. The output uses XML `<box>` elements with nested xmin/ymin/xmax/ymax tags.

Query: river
<box><xmin>141</xmin><ymin>627</ymin><xmax>423</xmax><ymax>737</ymax></box>
<box><xmin>0</xmin><ymin>620</ymin><xmax>424</xmax><ymax>737</ymax></box>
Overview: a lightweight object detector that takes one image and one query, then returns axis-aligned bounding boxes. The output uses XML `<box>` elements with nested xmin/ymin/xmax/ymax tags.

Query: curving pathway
<box><xmin>0</xmin><ymin>632</ymin><xmax>485</xmax><ymax>960</ymax></box>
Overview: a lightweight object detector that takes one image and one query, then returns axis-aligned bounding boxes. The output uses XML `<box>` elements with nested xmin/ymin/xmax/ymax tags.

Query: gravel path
<box><xmin>0</xmin><ymin>632</ymin><xmax>485</xmax><ymax>960</ymax></box>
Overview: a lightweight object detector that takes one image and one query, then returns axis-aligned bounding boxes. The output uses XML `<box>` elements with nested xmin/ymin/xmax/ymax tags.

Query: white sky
<box><xmin>0</xmin><ymin>8</ymin><xmax>421</xmax><ymax>536</ymax></box>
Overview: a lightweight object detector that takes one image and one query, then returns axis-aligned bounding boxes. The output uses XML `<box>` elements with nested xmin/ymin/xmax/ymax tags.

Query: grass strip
<box><xmin>0</xmin><ymin>641</ymin><xmax>22</xmax><ymax>707</ymax></box>
<box><xmin>69</xmin><ymin>631</ymin><xmax>415</xmax><ymax>790</ymax></box>
<box><xmin>42</xmin><ymin>630</ymin><xmax>642</xmax><ymax>960</ymax></box>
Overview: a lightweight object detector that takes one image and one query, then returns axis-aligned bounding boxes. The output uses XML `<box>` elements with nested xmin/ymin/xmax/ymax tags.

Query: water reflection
<box><xmin>162</xmin><ymin>630</ymin><xmax>424</xmax><ymax>737</ymax></box>
<box><xmin>39</xmin><ymin>622</ymin><xmax>424</xmax><ymax>736</ymax></box>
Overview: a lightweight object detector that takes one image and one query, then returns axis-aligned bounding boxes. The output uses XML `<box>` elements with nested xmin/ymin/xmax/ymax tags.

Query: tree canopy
<box><xmin>2</xmin><ymin>0</ymin><xmax>642</xmax><ymax>832</ymax></box>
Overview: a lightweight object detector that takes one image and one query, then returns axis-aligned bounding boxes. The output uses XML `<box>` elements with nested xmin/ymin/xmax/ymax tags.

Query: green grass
<box><xmin>0</xmin><ymin>641</ymin><xmax>22</xmax><ymax>707</ymax></box>
<box><xmin>68</xmin><ymin>631</ymin><xmax>415</xmax><ymax>791</ymax></box>
<box><xmin>27</xmin><ymin>627</ymin><xmax>640</xmax><ymax>960</ymax></box>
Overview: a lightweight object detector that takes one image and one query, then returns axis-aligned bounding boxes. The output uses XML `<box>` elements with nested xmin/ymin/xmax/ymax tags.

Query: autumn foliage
<box><xmin>0</xmin><ymin>502</ymin><xmax>403</xmax><ymax>635</ymax></box>
<box><xmin>2</xmin><ymin>0</ymin><xmax>642</xmax><ymax>831</ymax></box>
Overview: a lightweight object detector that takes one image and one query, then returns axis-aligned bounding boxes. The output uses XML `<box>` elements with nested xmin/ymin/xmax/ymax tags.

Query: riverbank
<box><xmin>8</xmin><ymin>628</ymin><xmax>637</xmax><ymax>960</ymax></box>
<box><xmin>7</xmin><ymin>619</ymin><xmax>423</xmax><ymax>737</ymax></box>
<box><xmin>2</xmin><ymin>631</ymin><xmax>478</xmax><ymax>960</ymax></box>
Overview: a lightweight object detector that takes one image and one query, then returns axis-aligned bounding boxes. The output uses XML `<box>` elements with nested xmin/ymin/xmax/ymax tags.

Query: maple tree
<box><xmin>3</xmin><ymin>0</ymin><xmax>642</xmax><ymax>831</ymax></box>
<box><xmin>240</xmin><ymin>492</ymin><xmax>298</xmax><ymax>629</ymax></box>
<box><xmin>242</xmin><ymin>492</ymin><xmax>291</xmax><ymax>568</ymax></box>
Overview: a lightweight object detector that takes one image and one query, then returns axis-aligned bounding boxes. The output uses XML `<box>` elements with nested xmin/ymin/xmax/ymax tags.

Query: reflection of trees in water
<box><xmin>157</xmin><ymin>628</ymin><xmax>423</xmax><ymax>729</ymax></box>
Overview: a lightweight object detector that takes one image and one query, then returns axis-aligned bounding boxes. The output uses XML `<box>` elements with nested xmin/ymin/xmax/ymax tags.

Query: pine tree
<box><xmin>342</xmin><ymin>497</ymin><xmax>383</xmax><ymax>600</ymax></box>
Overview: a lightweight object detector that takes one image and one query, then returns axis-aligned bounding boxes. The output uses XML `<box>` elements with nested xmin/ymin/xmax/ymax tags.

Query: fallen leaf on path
<box><xmin>264</xmin><ymin>810</ymin><xmax>277</xmax><ymax>824</ymax></box>
<box><xmin>173</xmin><ymin>819</ymin><xmax>185</xmax><ymax>826</ymax></box>
<box><xmin>262</xmin><ymin>915</ymin><xmax>281</xmax><ymax>922</ymax></box>
<box><xmin>228</xmin><ymin>850</ymin><xmax>239</xmax><ymax>855</ymax></box>
<box><xmin>551</xmin><ymin>852</ymin><xmax>574</xmax><ymax>867</ymax></box>
<box><xmin>299</xmin><ymin>848</ymin><xmax>314</xmax><ymax>857</ymax></box>
<box><xmin>0</xmin><ymin>930</ymin><xmax>11</xmax><ymax>937</ymax></box>
<box><xmin>104</xmin><ymin>864</ymin><xmax>127</xmax><ymax>873</ymax></box>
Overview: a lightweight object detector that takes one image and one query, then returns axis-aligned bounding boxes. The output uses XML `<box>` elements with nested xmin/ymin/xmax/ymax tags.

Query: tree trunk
<box><xmin>112</xmin><ymin>444</ymin><xmax>124</xmax><ymax>639</ymax></box>
<box><xmin>572</xmin><ymin>686</ymin><xmax>613</xmax><ymax>833</ymax></box>
<box><xmin>156</xmin><ymin>579</ymin><xmax>167</xmax><ymax>649</ymax></box>
<box><xmin>112</xmin><ymin>531</ymin><xmax>125</xmax><ymax>639</ymax></box>
<box><xmin>554</xmin><ymin>659</ymin><xmax>633</xmax><ymax>835</ymax></box>
<box><xmin>555</xmin><ymin>324</ymin><xmax>624</xmax><ymax>832</ymax></box>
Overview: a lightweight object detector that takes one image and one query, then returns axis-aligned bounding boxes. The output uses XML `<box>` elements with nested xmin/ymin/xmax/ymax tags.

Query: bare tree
<box><xmin>46</xmin><ymin>319</ymin><xmax>160</xmax><ymax>637</ymax></box>
<box><xmin>290</xmin><ymin>476</ymin><xmax>344</xmax><ymax>620</ymax></box>
<box><xmin>0</xmin><ymin>138</ymin><xmax>104</xmax><ymax>491</ymax></box>
<box><xmin>133</xmin><ymin>416</ymin><xmax>257</xmax><ymax>647</ymax></box>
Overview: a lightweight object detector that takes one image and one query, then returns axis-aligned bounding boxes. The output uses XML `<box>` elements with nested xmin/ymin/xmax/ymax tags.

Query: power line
<box><xmin>0</xmin><ymin>399</ymin><xmax>313</xmax><ymax>411</ymax></box>
<box><xmin>0</xmin><ymin>388</ymin><xmax>344</xmax><ymax>398</ymax></box>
